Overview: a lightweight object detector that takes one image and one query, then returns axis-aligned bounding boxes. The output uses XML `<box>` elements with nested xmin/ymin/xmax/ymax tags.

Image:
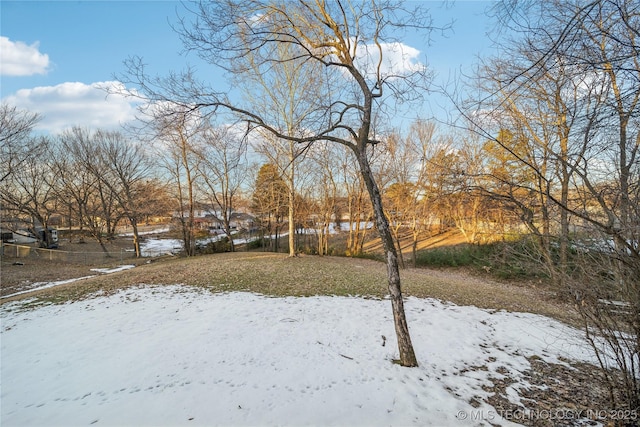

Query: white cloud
<box><xmin>354</xmin><ymin>41</ymin><xmax>426</xmax><ymax>80</ymax></box>
<box><xmin>4</xmin><ymin>81</ymin><xmax>141</xmax><ymax>134</ymax></box>
<box><xmin>0</xmin><ymin>36</ymin><xmax>51</xmax><ymax>76</ymax></box>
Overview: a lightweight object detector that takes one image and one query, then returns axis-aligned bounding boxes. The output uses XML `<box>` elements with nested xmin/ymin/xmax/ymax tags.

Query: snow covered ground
<box><xmin>1</xmin><ymin>285</ymin><xmax>595</xmax><ymax>426</ymax></box>
<box><xmin>140</xmin><ymin>238</ymin><xmax>183</xmax><ymax>257</ymax></box>
<box><xmin>140</xmin><ymin>237</ymin><xmax>241</xmax><ymax>256</ymax></box>
<box><xmin>138</xmin><ymin>222</ymin><xmax>374</xmax><ymax>256</ymax></box>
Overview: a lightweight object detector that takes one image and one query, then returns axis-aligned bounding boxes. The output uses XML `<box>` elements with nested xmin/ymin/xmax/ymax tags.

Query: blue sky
<box><xmin>1</xmin><ymin>1</ymin><xmax>496</xmax><ymax>134</ymax></box>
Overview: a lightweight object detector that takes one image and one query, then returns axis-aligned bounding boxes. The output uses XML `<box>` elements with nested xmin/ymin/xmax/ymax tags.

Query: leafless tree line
<box><xmin>460</xmin><ymin>0</ymin><xmax>640</xmax><ymax>410</ymax></box>
<box><xmin>1</xmin><ymin>120</ymin><xmax>170</xmax><ymax>256</ymax></box>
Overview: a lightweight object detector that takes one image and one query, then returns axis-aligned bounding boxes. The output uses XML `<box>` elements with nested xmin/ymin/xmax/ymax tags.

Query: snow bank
<box><xmin>89</xmin><ymin>265</ymin><xmax>135</xmax><ymax>274</ymax></box>
<box><xmin>1</xmin><ymin>286</ymin><xmax>592</xmax><ymax>426</ymax></box>
<box><xmin>139</xmin><ymin>239</ymin><xmax>183</xmax><ymax>257</ymax></box>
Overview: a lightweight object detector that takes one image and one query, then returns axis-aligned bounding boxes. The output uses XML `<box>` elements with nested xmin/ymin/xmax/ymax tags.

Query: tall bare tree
<box><xmin>117</xmin><ymin>0</ymin><xmax>443</xmax><ymax>366</ymax></box>
<box><xmin>403</xmin><ymin>120</ymin><xmax>438</xmax><ymax>263</ymax></box>
<box><xmin>342</xmin><ymin>153</ymin><xmax>370</xmax><ymax>256</ymax></box>
<box><xmin>382</xmin><ymin>130</ymin><xmax>418</xmax><ymax>268</ymax></box>
<box><xmin>240</xmin><ymin>41</ymin><xmax>324</xmax><ymax>256</ymax></box>
<box><xmin>52</xmin><ymin>130</ymin><xmax>100</xmax><ymax>243</ymax></box>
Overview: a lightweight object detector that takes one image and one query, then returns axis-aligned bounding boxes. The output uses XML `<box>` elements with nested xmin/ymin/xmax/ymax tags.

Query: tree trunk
<box><xmin>412</xmin><ymin>224</ymin><xmax>419</xmax><ymax>269</ymax></box>
<box><xmin>288</xmin><ymin>145</ymin><xmax>297</xmax><ymax>257</ymax></box>
<box><xmin>354</xmin><ymin>147</ymin><xmax>418</xmax><ymax>368</ymax></box>
<box><xmin>391</xmin><ymin>226</ymin><xmax>406</xmax><ymax>269</ymax></box>
<box><xmin>225</xmin><ymin>220</ymin><xmax>236</xmax><ymax>252</ymax></box>
<box><xmin>288</xmin><ymin>188</ymin><xmax>296</xmax><ymax>256</ymax></box>
<box><xmin>131</xmin><ymin>217</ymin><xmax>141</xmax><ymax>258</ymax></box>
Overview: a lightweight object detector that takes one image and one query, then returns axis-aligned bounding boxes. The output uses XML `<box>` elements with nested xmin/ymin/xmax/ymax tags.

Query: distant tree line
<box><xmin>0</xmin><ymin>118</ymin><xmax>171</xmax><ymax>256</ymax></box>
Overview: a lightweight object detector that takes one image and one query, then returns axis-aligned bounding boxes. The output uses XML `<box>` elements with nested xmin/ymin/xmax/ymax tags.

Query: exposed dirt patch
<box><xmin>484</xmin><ymin>356</ymin><xmax>637</xmax><ymax>426</ymax></box>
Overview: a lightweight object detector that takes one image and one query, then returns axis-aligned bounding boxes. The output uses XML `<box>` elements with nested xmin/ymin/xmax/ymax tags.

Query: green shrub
<box><xmin>414</xmin><ymin>244</ymin><xmax>487</xmax><ymax>268</ymax></box>
<box><xmin>414</xmin><ymin>240</ymin><xmax>550</xmax><ymax>280</ymax></box>
<box><xmin>352</xmin><ymin>251</ymin><xmax>384</xmax><ymax>262</ymax></box>
<box><xmin>196</xmin><ymin>237</ymin><xmax>232</xmax><ymax>254</ymax></box>
<box><xmin>247</xmin><ymin>237</ymin><xmax>267</xmax><ymax>250</ymax></box>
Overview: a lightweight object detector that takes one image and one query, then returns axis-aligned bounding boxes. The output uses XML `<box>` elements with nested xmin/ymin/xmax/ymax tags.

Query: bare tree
<box><xmin>240</xmin><ymin>41</ymin><xmax>325</xmax><ymax>257</ymax></box>
<box><xmin>253</xmin><ymin>132</ymin><xmax>306</xmax><ymax>256</ymax></box>
<box><xmin>419</xmin><ymin>136</ymin><xmax>459</xmax><ymax>234</ymax></box>
<box><xmin>117</xmin><ymin>0</ymin><xmax>444</xmax><ymax>366</ymax></box>
<box><xmin>403</xmin><ymin>120</ymin><xmax>438</xmax><ymax>264</ymax></box>
<box><xmin>195</xmin><ymin>124</ymin><xmax>249</xmax><ymax>252</ymax></box>
<box><xmin>308</xmin><ymin>142</ymin><xmax>343</xmax><ymax>256</ymax></box>
<box><xmin>55</xmin><ymin>127</ymin><xmax>122</xmax><ymax>253</ymax></box>
<box><xmin>92</xmin><ymin>130</ymin><xmax>153</xmax><ymax>258</ymax></box>
<box><xmin>52</xmin><ymin>131</ymin><xmax>99</xmax><ymax>243</ymax></box>
<box><xmin>1</xmin><ymin>136</ymin><xmax>59</xmax><ymax>247</ymax></box>
<box><xmin>382</xmin><ymin>130</ymin><xmax>417</xmax><ymax>268</ymax></box>
<box><xmin>133</xmin><ymin>179</ymin><xmax>174</xmax><ymax>225</ymax></box>
<box><xmin>0</xmin><ymin>103</ymin><xmax>41</xmax><ymax>183</ymax></box>
<box><xmin>153</xmin><ymin>106</ymin><xmax>202</xmax><ymax>256</ymax></box>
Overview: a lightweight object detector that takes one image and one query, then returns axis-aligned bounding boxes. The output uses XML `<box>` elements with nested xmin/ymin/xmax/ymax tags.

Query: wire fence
<box><xmin>1</xmin><ymin>243</ymin><xmax>138</xmax><ymax>265</ymax></box>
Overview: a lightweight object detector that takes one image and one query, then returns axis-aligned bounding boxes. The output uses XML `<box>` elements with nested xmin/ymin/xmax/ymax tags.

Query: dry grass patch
<box><xmin>1</xmin><ymin>252</ymin><xmax>580</xmax><ymax>326</ymax></box>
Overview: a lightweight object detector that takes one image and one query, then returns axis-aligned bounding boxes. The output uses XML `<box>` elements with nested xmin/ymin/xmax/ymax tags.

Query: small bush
<box><xmin>247</xmin><ymin>238</ymin><xmax>267</xmax><ymax>250</ymax></box>
<box><xmin>413</xmin><ymin>240</ymin><xmax>551</xmax><ymax>280</ymax></box>
<box><xmin>352</xmin><ymin>251</ymin><xmax>384</xmax><ymax>262</ymax></box>
<box><xmin>414</xmin><ymin>244</ymin><xmax>489</xmax><ymax>268</ymax></box>
<box><xmin>196</xmin><ymin>237</ymin><xmax>232</xmax><ymax>254</ymax></box>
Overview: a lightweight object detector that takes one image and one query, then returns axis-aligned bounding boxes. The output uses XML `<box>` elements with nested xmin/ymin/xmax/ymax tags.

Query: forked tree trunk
<box><xmin>354</xmin><ymin>147</ymin><xmax>418</xmax><ymax>367</ymax></box>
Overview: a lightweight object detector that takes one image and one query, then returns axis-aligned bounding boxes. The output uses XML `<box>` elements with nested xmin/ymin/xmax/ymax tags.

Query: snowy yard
<box><xmin>0</xmin><ymin>284</ymin><xmax>596</xmax><ymax>426</ymax></box>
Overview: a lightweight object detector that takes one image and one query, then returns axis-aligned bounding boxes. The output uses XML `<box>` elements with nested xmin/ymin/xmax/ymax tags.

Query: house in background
<box><xmin>172</xmin><ymin>203</ymin><xmax>256</xmax><ymax>234</ymax></box>
<box><xmin>206</xmin><ymin>212</ymin><xmax>256</xmax><ymax>234</ymax></box>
